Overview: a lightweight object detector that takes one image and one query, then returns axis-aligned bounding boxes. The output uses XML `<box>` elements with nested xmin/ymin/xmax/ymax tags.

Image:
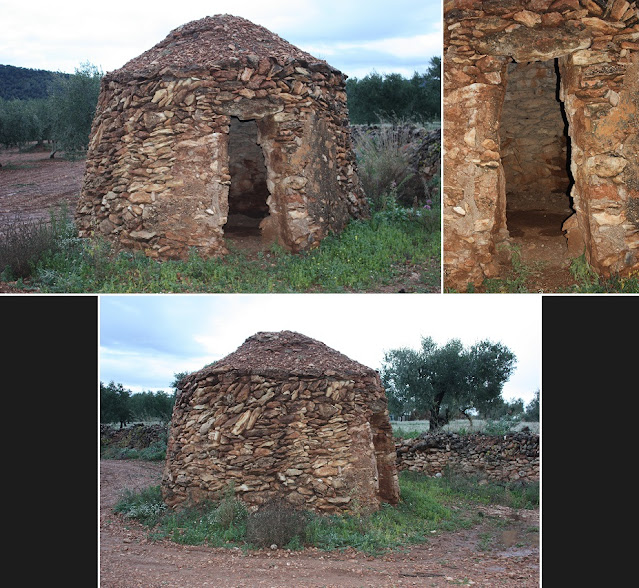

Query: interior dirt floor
<box><xmin>100</xmin><ymin>459</ymin><xmax>540</xmax><ymax>587</ymax></box>
<box><xmin>509</xmin><ymin>208</ymin><xmax>575</xmax><ymax>288</ymax></box>
<box><xmin>485</xmin><ymin>205</ymin><xmax>580</xmax><ymax>292</ymax></box>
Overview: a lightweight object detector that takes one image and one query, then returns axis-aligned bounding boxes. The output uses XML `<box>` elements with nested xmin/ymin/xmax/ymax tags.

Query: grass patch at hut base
<box><xmin>113</xmin><ymin>470</ymin><xmax>538</xmax><ymax>555</ymax></box>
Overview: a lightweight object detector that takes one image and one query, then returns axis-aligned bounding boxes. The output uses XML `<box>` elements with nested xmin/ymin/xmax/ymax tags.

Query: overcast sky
<box><xmin>0</xmin><ymin>0</ymin><xmax>441</xmax><ymax>80</ymax></box>
<box><xmin>99</xmin><ymin>294</ymin><xmax>541</xmax><ymax>404</ymax></box>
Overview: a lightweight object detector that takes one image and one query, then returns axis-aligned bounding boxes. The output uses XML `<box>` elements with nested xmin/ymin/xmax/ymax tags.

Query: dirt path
<box><xmin>100</xmin><ymin>460</ymin><xmax>539</xmax><ymax>587</ymax></box>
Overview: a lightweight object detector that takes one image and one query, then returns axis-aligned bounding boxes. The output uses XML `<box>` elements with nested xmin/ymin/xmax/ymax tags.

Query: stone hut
<box><xmin>443</xmin><ymin>0</ymin><xmax>638</xmax><ymax>290</ymax></box>
<box><xmin>161</xmin><ymin>331</ymin><xmax>400</xmax><ymax>513</ymax></box>
<box><xmin>76</xmin><ymin>15</ymin><xmax>367</xmax><ymax>259</ymax></box>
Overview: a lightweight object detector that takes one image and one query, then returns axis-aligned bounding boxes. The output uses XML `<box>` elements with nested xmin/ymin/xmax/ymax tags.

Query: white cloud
<box><xmin>0</xmin><ymin>0</ymin><xmax>439</xmax><ymax>77</ymax></box>
<box><xmin>99</xmin><ymin>294</ymin><xmax>541</xmax><ymax>403</ymax></box>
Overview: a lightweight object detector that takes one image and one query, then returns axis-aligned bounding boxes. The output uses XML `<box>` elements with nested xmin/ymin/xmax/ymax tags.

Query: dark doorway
<box><xmin>225</xmin><ymin>117</ymin><xmax>270</xmax><ymax>236</ymax></box>
<box><xmin>499</xmin><ymin>59</ymin><xmax>574</xmax><ymax>274</ymax></box>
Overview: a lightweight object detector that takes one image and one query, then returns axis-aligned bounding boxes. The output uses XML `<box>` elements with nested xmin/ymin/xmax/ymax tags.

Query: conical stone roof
<box><xmin>111</xmin><ymin>14</ymin><xmax>337</xmax><ymax>80</ymax></box>
<box><xmin>185</xmin><ymin>331</ymin><xmax>376</xmax><ymax>382</ymax></box>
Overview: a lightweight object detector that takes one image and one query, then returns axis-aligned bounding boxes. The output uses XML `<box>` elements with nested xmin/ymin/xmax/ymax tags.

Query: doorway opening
<box><xmin>499</xmin><ymin>59</ymin><xmax>574</xmax><ymax>266</ymax></box>
<box><xmin>224</xmin><ymin>117</ymin><xmax>270</xmax><ymax>238</ymax></box>
<box><xmin>369</xmin><ymin>412</ymin><xmax>399</xmax><ymax>504</ymax></box>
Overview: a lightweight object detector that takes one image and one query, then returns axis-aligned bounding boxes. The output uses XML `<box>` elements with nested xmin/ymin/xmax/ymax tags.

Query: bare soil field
<box><xmin>100</xmin><ymin>460</ymin><xmax>539</xmax><ymax>587</ymax></box>
<box><xmin>0</xmin><ymin>147</ymin><xmax>84</xmax><ymax>228</ymax></box>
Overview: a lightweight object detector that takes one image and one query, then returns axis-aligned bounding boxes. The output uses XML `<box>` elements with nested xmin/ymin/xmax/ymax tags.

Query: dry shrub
<box><xmin>0</xmin><ymin>206</ymin><xmax>74</xmax><ymax>279</ymax></box>
<box><xmin>245</xmin><ymin>496</ymin><xmax>308</xmax><ymax>548</ymax></box>
<box><xmin>354</xmin><ymin>124</ymin><xmax>416</xmax><ymax>210</ymax></box>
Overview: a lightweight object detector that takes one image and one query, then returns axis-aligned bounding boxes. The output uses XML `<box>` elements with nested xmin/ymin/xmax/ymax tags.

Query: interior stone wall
<box><xmin>500</xmin><ymin>60</ymin><xmax>572</xmax><ymax>213</ymax></box>
<box><xmin>444</xmin><ymin>0</ymin><xmax>639</xmax><ymax>290</ymax></box>
<box><xmin>226</xmin><ymin>117</ymin><xmax>270</xmax><ymax>230</ymax></box>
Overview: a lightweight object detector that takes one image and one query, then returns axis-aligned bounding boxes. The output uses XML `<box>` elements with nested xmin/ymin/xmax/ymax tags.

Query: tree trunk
<box><xmin>429</xmin><ymin>393</ymin><xmax>450</xmax><ymax>431</ymax></box>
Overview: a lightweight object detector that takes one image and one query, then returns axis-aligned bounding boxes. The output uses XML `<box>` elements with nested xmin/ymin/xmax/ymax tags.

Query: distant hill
<box><xmin>0</xmin><ymin>64</ymin><xmax>70</xmax><ymax>100</ymax></box>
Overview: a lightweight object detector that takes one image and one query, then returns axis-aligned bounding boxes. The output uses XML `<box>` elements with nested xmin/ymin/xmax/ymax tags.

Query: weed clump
<box><xmin>0</xmin><ymin>205</ymin><xmax>76</xmax><ymax>280</ymax></box>
<box><xmin>211</xmin><ymin>488</ymin><xmax>248</xmax><ymax>530</ymax></box>
<box><xmin>354</xmin><ymin>124</ymin><xmax>426</xmax><ymax>210</ymax></box>
<box><xmin>245</xmin><ymin>497</ymin><xmax>308</xmax><ymax>549</ymax></box>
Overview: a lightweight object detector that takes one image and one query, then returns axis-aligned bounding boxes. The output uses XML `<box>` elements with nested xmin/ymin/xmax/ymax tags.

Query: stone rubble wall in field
<box><xmin>396</xmin><ymin>432</ymin><xmax>540</xmax><ymax>483</ymax></box>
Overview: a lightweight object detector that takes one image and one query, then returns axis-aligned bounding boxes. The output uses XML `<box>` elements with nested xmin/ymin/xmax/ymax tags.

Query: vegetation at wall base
<box><xmin>101</xmin><ymin>440</ymin><xmax>167</xmax><ymax>461</ymax></box>
<box><xmin>478</xmin><ymin>260</ymin><xmax>639</xmax><ymax>293</ymax></box>
<box><xmin>0</xmin><ymin>205</ymin><xmax>76</xmax><ymax>281</ymax></box>
<box><xmin>114</xmin><ymin>470</ymin><xmax>537</xmax><ymax>555</ymax></box>
<box><xmin>465</xmin><ymin>246</ymin><xmax>639</xmax><ymax>293</ymax></box>
<box><xmin>569</xmin><ymin>254</ymin><xmax>639</xmax><ymax>293</ymax></box>
<box><xmin>2</xmin><ymin>202</ymin><xmax>439</xmax><ymax>292</ymax></box>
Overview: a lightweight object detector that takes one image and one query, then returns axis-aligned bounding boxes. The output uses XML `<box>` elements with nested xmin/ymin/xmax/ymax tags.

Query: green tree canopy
<box><xmin>49</xmin><ymin>61</ymin><xmax>102</xmax><ymax>155</ymax></box>
<box><xmin>345</xmin><ymin>57</ymin><xmax>441</xmax><ymax>124</ymax></box>
<box><xmin>380</xmin><ymin>337</ymin><xmax>517</xmax><ymax>430</ymax></box>
<box><xmin>100</xmin><ymin>382</ymin><xmax>176</xmax><ymax>426</ymax></box>
<box><xmin>100</xmin><ymin>381</ymin><xmax>131</xmax><ymax>428</ymax></box>
<box><xmin>0</xmin><ymin>62</ymin><xmax>101</xmax><ymax>152</ymax></box>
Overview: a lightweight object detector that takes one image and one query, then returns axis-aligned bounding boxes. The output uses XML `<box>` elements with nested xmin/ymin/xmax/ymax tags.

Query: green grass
<box><xmin>569</xmin><ymin>253</ymin><xmax>639</xmax><ymax>293</ymax></box>
<box><xmin>481</xmin><ymin>244</ymin><xmax>530</xmax><ymax>293</ymax></box>
<box><xmin>436</xmin><ymin>469</ymin><xmax>539</xmax><ymax>510</ymax></box>
<box><xmin>100</xmin><ymin>440</ymin><xmax>167</xmax><ymax>461</ymax></box>
<box><xmin>474</xmin><ymin>247</ymin><xmax>639</xmax><ymax>293</ymax></box>
<box><xmin>113</xmin><ymin>485</ymin><xmax>168</xmax><ymax>526</ymax></box>
<box><xmin>0</xmin><ymin>204</ymin><xmax>76</xmax><ymax>281</ymax></box>
<box><xmin>113</xmin><ymin>470</ymin><xmax>538</xmax><ymax>555</ymax></box>
<box><xmin>11</xmin><ymin>205</ymin><xmax>439</xmax><ymax>292</ymax></box>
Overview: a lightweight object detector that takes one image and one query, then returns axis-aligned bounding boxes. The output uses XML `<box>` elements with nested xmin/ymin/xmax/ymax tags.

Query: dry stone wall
<box><xmin>161</xmin><ymin>332</ymin><xmax>400</xmax><ymax>514</ymax></box>
<box><xmin>77</xmin><ymin>15</ymin><xmax>367</xmax><ymax>260</ymax></box>
<box><xmin>444</xmin><ymin>0</ymin><xmax>639</xmax><ymax>289</ymax></box>
<box><xmin>396</xmin><ymin>432</ymin><xmax>540</xmax><ymax>483</ymax></box>
<box><xmin>500</xmin><ymin>60</ymin><xmax>572</xmax><ymax>213</ymax></box>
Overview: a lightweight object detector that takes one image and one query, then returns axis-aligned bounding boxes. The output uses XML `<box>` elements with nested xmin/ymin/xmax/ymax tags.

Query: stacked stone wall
<box><xmin>162</xmin><ymin>367</ymin><xmax>399</xmax><ymax>514</ymax></box>
<box><xmin>396</xmin><ymin>432</ymin><xmax>540</xmax><ymax>483</ymax></box>
<box><xmin>77</xmin><ymin>23</ymin><xmax>367</xmax><ymax>259</ymax></box>
<box><xmin>102</xmin><ymin>422</ymin><xmax>540</xmax><ymax>487</ymax></box>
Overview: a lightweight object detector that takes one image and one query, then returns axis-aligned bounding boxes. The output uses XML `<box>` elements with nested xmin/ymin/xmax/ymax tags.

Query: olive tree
<box><xmin>381</xmin><ymin>337</ymin><xmax>517</xmax><ymax>430</ymax></box>
<box><xmin>49</xmin><ymin>61</ymin><xmax>102</xmax><ymax>157</ymax></box>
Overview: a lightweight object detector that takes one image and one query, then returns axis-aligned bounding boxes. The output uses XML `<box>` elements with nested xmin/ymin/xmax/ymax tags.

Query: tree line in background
<box><xmin>0</xmin><ymin>62</ymin><xmax>101</xmax><ymax>156</ymax></box>
<box><xmin>0</xmin><ymin>58</ymin><xmax>440</xmax><ymax>157</ymax></box>
<box><xmin>0</xmin><ymin>64</ymin><xmax>70</xmax><ymax>100</ymax></box>
<box><xmin>100</xmin><ymin>381</ymin><xmax>177</xmax><ymax>427</ymax></box>
<box><xmin>345</xmin><ymin>57</ymin><xmax>440</xmax><ymax>124</ymax></box>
